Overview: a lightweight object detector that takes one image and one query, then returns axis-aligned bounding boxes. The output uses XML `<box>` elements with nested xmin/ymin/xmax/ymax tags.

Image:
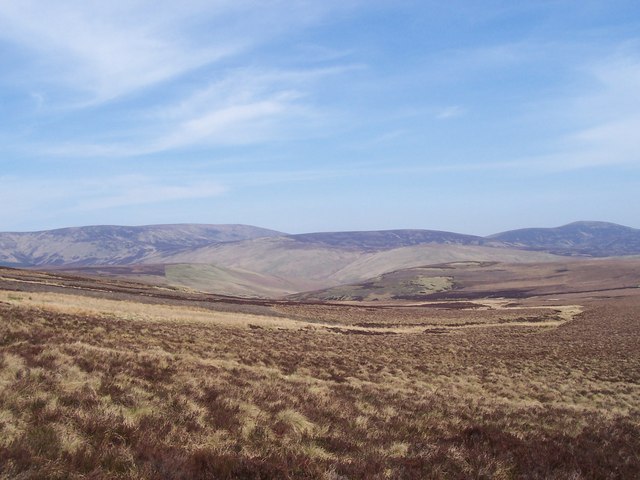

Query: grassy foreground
<box><xmin>0</xmin><ymin>287</ymin><xmax>639</xmax><ymax>479</ymax></box>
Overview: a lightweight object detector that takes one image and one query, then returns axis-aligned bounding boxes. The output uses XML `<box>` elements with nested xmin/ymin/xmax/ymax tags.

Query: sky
<box><xmin>1</xmin><ymin>0</ymin><xmax>639</xmax><ymax>235</ymax></box>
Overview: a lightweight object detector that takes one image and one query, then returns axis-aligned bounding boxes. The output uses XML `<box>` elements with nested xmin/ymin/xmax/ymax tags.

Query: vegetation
<box><xmin>0</xmin><ymin>268</ymin><xmax>639</xmax><ymax>479</ymax></box>
<box><xmin>293</xmin><ymin>273</ymin><xmax>454</xmax><ymax>302</ymax></box>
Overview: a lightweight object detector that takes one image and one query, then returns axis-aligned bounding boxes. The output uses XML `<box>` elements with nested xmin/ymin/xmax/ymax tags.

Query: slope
<box><xmin>157</xmin><ymin>237</ymin><xmax>562</xmax><ymax>293</ymax></box>
<box><xmin>294</xmin><ymin>258</ymin><xmax>640</xmax><ymax>302</ymax></box>
<box><xmin>0</xmin><ymin>224</ymin><xmax>283</xmax><ymax>267</ymax></box>
<box><xmin>488</xmin><ymin>221</ymin><xmax>640</xmax><ymax>256</ymax></box>
<box><xmin>290</xmin><ymin>229</ymin><xmax>486</xmax><ymax>250</ymax></box>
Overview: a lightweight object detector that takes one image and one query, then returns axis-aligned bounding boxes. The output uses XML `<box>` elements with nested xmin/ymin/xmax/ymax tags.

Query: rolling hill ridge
<box><xmin>1</xmin><ymin>221</ymin><xmax>638</xmax><ymax>297</ymax></box>
<box><xmin>289</xmin><ymin>229</ymin><xmax>486</xmax><ymax>250</ymax></box>
<box><xmin>2</xmin><ymin>221</ymin><xmax>637</xmax><ymax>269</ymax></box>
<box><xmin>0</xmin><ymin>224</ymin><xmax>283</xmax><ymax>267</ymax></box>
<box><xmin>488</xmin><ymin>221</ymin><xmax>640</xmax><ymax>256</ymax></box>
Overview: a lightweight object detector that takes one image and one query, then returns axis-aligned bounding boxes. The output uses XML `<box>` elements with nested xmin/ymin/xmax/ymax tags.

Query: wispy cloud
<box><xmin>0</xmin><ymin>1</ymin><xmax>365</xmax><ymax>157</ymax></box>
<box><xmin>139</xmin><ymin>66</ymin><xmax>357</xmax><ymax>152</ymax></box>
<box><xmin>436</xmin><ymin>105</ymin><xmax>466</xmax><ymax>119</ymax></box>
<box><xmin>518</xmin><ymin>54</ymin><xmax>640</xmax><ymax>171</ymax></box>
<box><xmin>38</xmin><ymin>65</ymin><xmax>354</xmax><ymax>158</ymax></box>
<box><xmin>154</xmin><ymin>97</ymin><xmax>294</xmax><ymax>150</ymax></box>
<box><xmin>154</xmin><ymin>65</ymin><xmax>360</xmax><ymax>120</ymax></box>
<box><xmin>42</xmin><ymin>96</ymin><xmax>302</xmax><ymax>157</ymax></box>
<box><xmin>0</xmin><ymin>173</ymin><xmax>227</xmax><ymax>220</ymax></box>
<box><xmin>0</xmin><ymin>1</ymin><xmax>237</xmax><ymax>105</ymax></box>
<box><xmin>73</xmin><ymin>176</ymin><xmax>227</xmax><ymax>211</ymax></box>
<box><xmin>0</xmin><ymin>1</ymin><xmax>360</xmax><ymax>106</ymax></box>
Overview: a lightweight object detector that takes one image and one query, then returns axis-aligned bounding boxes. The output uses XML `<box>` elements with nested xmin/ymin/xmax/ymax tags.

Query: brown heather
<box><xmin>0</xmin><ymin>268</ymin><xmax>639</xmax><ymax>479</ymax></box>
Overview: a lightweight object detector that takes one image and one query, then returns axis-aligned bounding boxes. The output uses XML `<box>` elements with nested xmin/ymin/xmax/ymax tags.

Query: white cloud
<box><xmin>436</xmin><ymin>105</ymin><xmax>466</xmax><ymax>119</ymax></box>
<box><xmin>74</xmin><ymin>176</ymin><xmax>227</xmax><ymax>211</ymax></box>
<box><xmin>37</xmin><ymin>65</ymin><xmax>355</xmax><ymax>157</ymax></box>
<box><xmin>528</xmin><ymin>55</ymin><xmax>640</xmax><ymax>170</ymax></box>
<box><xmin>0</xmin><ymin>1</ymin><xmax>364</xmax><ymax>156</ymax></box>
<box><xmin>0</xmin><ymin>1</ymin><xmax>239</xmax><ymax>104</ymax></box>
<box><xmin>0</xmin><ymin>0</ymin><xmax>360</xmax><ymax>105</ymax></box>
<box><xmin>153</xmin><ymin>98</ymin><xmax>292</xmax><ymax>150</ymax></box>
<box><xmin>36</xmin><ymin>98</ymin><xmax>308</xmax><ymax>158</ymax></box>
<box><xmin>0</xmin><ymin>174</ymin><xmax>227</xmax><ymax>226</ymax></box>
<box><xmin>155</xmin><ymin>65</ymin><xmax>358</xmax><ymax>120</ymax></box>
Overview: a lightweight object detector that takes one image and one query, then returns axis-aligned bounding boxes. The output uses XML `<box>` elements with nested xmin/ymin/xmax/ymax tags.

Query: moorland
<box><xmin>1</xmin><ymin>256</ymin><xmax>639</xmax><ymax>478</ymax></box>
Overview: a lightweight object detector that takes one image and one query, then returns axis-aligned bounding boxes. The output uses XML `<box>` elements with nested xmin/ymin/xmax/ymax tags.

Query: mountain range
<box><xmin>1</xmin><ymin>221</ymin><xmax>638</xmax><ymax>297</ymax></box>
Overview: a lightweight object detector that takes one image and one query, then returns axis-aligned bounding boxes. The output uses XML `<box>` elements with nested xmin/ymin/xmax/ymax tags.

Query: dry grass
<box><xmin>1</xmin><ymin>279</ymin><xmax>639</xmax><ymax>478</ymax></box>
<box><xmin>0</xmin><ymin>291</ymin><xmax>300</xmax><ymax>330</ymax></box>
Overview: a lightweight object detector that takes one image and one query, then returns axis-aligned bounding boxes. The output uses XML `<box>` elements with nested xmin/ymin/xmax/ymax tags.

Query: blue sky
<box><xmin>1</xmin><ymin>1</ymin><xmax>639</xmax><ymax>234</ymax></box>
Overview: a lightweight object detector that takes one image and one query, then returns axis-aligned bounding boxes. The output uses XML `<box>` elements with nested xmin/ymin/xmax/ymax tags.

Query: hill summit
<box><xmin>489</xmin><ymin>221</ymin><xmax>640</xmax><ymax>256</ymax></box>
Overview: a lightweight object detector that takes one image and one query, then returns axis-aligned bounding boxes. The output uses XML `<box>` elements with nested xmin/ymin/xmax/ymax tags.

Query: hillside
<box><xmin>0</xmin><ymin>224</ymin><xmax>283</xmax><ymax>267</ymax></box>
<box><xmin>158</xmin><ymin>239</ymin><xmax>561</xmax><ymax>294</ymax></box>
<box><xmin>163</xmin><ymin>264</ymin><xmax>302</xmax><ymax>298</ymax></box>
<box><xmin>294</xmin><ymin>258</ymin><xmax>640</xmax><ymax>302</ymax></box>
<box><xmin>289</xmin><ymin>229</ymin><xmax>486</xmax><ymax>250</ymax></box>
<box><xmin>489</xmin><ymin>221</ymin><xmax>640</xmax><ymax>256</ymax></box>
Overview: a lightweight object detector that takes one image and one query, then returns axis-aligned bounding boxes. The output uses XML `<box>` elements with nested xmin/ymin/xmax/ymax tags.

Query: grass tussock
<box><xmin>0</xmin><ymin>287</ymin><xmax>639</xmax><ymax>478</ymax></box>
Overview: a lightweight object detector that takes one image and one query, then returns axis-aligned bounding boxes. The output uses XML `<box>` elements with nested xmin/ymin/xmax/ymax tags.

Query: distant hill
<box><xmin>3</xmin><ymin>221</ymin><xmax>638</xmax><ymax>269</ymax></box>
<box><xmin>488</xmin><ymin>221</ymin><xmax>640</xmax><ymax>257</ymax></box>
<box><xmin>1</xmin><ymin>221</ymin><xmax>639</xmax><ymax>297</ymax></box>
<box><xmin>0</xmin><ymin>224</ymin><xmax>283</xmax><ymax>267</ymax></box>
<box><xmin>290</xmin><ymin>229</ymin><xmax>486</xmax><ymax>251</ymax></box>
